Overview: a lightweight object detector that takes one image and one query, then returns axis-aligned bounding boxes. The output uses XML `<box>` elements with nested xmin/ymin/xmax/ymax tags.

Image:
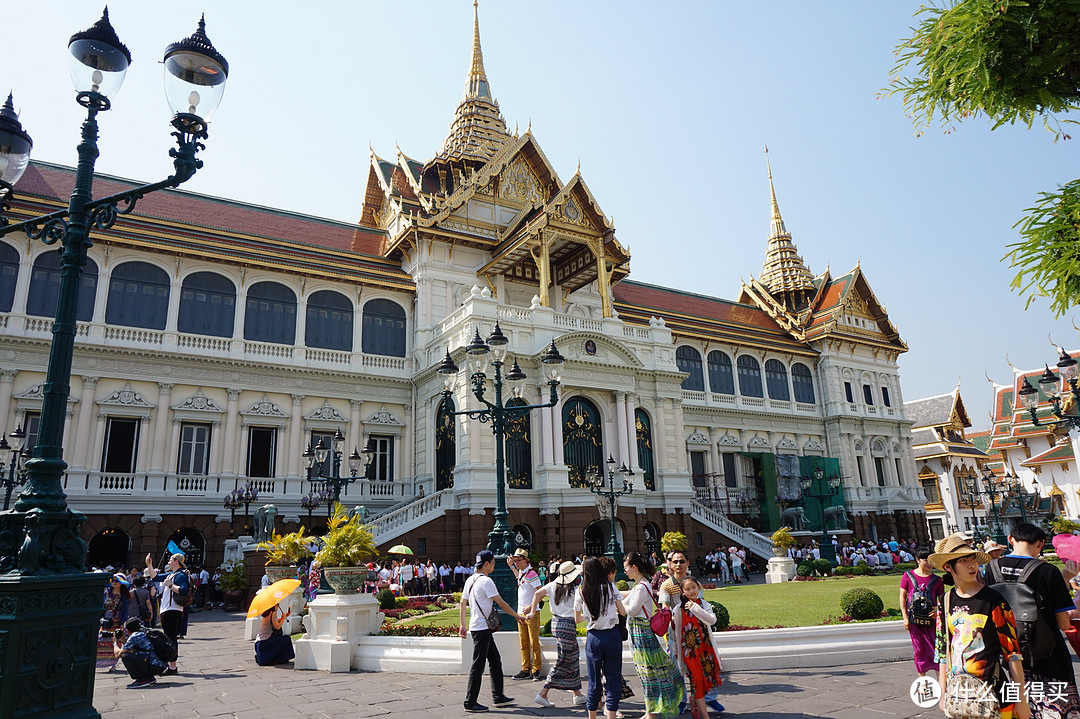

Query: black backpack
<box><xmin>143</xmin><ymin>629</ymin><xmax>178</xmax><ymax>662</ymax></box>
<box><xmin>173</xmin><ymin>570</ymin><xmax>193</xmax><ymax>607</ymax></box>
<box><xmin>987</xmin><ymin>559</ymin><xmax>1058</xmax><ymax>662</ymax></box>
<box><xmin>904</xmin><ymin>571</ymin><xmax>940</xmax><ymax>627</ymax></box>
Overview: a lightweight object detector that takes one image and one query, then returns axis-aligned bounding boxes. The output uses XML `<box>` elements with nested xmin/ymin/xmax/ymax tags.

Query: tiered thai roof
<box><xmin>758</xmin><ymin>151</ymin><xmax>815</xmax><ymax>304</ymax></box>
<box><xmin>906</xmin><ymin>389</ymin><xmax>988</xmax><ymax>462</ymax></box>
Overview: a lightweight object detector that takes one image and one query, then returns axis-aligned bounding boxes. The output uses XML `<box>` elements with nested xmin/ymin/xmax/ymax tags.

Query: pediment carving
<box><xmin>366</xmin><ymin>404</ymin><xmax>402</xmax><ymax>426</ymax></box>
<box><xmin>242</xmin><ymin>395</ymin><xmax>287</xmax><ymax>418</ymax></box>
<box><xmin>718</xmin><ymin>433</ymin><xmax>741</xmax><ymax>447</ymax></box>
<box><xmin>306</xmin><ymin>400</ymin><xmax>347</xmax><ymax>423</ymax></box>
<box><xmin>687</xmin><ymin>431</ymin><xmax>710</xmax><ymax>445</ymax></box>
<box><xmin>172</xmin><ymin>389</ymin><xmax>223</xmax><ymax>414</ymax></box>
<box><xmin>99</xmin><ymin>383</ymin><xmax>152</xmax><ymax>408</ymax></box>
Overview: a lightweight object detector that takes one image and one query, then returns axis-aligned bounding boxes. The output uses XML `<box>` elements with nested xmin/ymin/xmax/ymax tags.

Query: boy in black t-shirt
<box><xmin>989</xmin><ymin>522</ymin><xmax>1080</xmax><ymax>713</ymax></box>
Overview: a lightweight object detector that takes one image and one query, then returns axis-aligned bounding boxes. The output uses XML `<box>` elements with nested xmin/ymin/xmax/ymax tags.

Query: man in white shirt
<box><xmin>198</xmin><ymin>566</ymin><xmax>211</xmax><ymax>608</ymax></box>
<box><xmin>453</xmin><ymin>562</ymin><xmax>466</xmax><ymax>591</ymax></box>
<box><xmin>416</xmin><ymin>561</ymin><xmax>426</xmax><ymax>594</ymax></box>
<box><xmin>508</xmin><ymin>548</ymin><xmax>543</xmax><ymax>680</ymax></box>
<box><xmin>460</xmin><ymin>550</ymin><xmax>523</xmax><ymax>713</ymax></box>
<box><xmin>399</xmin><ymin>560</ymin><xmax>415</xmax><ymax>597</ymax></box>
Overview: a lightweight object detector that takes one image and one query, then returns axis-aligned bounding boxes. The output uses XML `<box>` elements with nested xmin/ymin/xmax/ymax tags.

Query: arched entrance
<box><xmin>513</xmin><ymin>524</ymin><xmax>534</xmax><ymax>550</ymax></box>
<box><xmin>165</xmin><ymin>528</ymin><xmax>206</xmax><ymax>570</ymax></box>
<box><xmin>563</xmin><ymin>396</ymin><xmax>602</xmax><ymax>489</ymax></box>
<box><xmin>643</xmin><ymin>522</ymin><xmax>661</xmax><ymax>556</ymax></box>
<box><xmin>87</xmin><ymin>528</ymin><xmax>131</xmax><ymax>570</ymax></box>
<box><xmin>435</xmin><ymin>396</ymin><xmax>456</xmax><ymax>490</ymax></box>
<box><xmin>584</xmin><ymin>519</ymin><xmax>624</xmax><ymax>558</ymax></box>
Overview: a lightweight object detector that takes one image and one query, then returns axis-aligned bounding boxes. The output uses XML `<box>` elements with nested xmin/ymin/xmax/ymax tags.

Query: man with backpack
<box><xmin>987</xmin><ymin>522</ymin><xmax>1080</xmax><ymax>714</ymax></box>
<box><xmin>112</xmin><ymin>617</ymin><xmax>173</xmax><ymax>688</ymax></box>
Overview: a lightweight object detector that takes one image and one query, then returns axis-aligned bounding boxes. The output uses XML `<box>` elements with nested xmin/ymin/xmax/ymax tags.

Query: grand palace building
<box><xmin>0</xmin><ymin>6</ymin><xmax>927</xmax><ymax>571</ymax></box>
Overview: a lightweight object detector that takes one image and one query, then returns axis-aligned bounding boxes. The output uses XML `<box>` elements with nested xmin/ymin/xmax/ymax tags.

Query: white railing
<box><xmin>437</xmin><ymin>304</ymin><xmax>469</xmax><ymax>336</ymax></box>
<box><xmin>105</xmin><ymin>326</ymin><xmax>164</xmax><ymax>345</ymax></box>
<box><xmin>178</xmin><ymin>334</ymin><xmax>231</xmax><ymax>352</ymax></box>
<box><xmin>552</xmin><ymin>314</ymin><xmax>603</xmax><ymax>332</ymax></box>
<box><xmin>244</xmin><ymin>340</ymin><xmax>294</xmax><ymax>359</ymax></box>
<box><xmin>623</xmin><ymin>326</ymin><xmax>650</xmax><ymax>339</ymax></box>
<box><xmin>362</xmin><ymin>354</ymin><xmax>407</xmax><ymax>371</ymax></box>
<box><xmin>712</xmin><ymin>393</ymin><xmax>736</xmax><ymax>405</ymax></box>
<box><xmin>174</xmin><ymin>475</ymin><xmax>210</xmax><ymax>493</ymax></box>
<box><xmin>496</xmin><ymin>307</ymin><xmax>532</xmax><ymax>322</ymax></box>
<box><xmin>306</xmin><ymin>348</ymin><xmax>351</xmax><ymax>365</ymax></box>
<box><xmin>768</xmin><ymin>400</ymin><xmax>791</xmax><ymax>411</ymax></box>
<box><xmin>681</xmin><ymin>390</ymin><xmax>707</xmax><ymax>402</ymax></box>
<box><xmin>369</xmin><ymin>489</ymin><xmax>450</xmax><ymax>543</ymax></box>
<box><xmin>689</xmin><ymin>499</ymin><xmax>774</xmax><ymax>560</ymax></box>
<box><xmin>867</xmin><ymin>406</ymin><xmax>878</xmax><ymax>415</ymax></box>
<box><xmin>741</xmin><ymin>397</ymin><xmax>765</xmax><ymax>408</ymax></box>
<box><xmin>796</xmin><ymin>403</ymin><xmax>817</xmax><ymax>413</ymax></box>
<box><xmin>99</xmin><ymin>474</ymin><xmax>138</xmax><ymax>492</ymax></box>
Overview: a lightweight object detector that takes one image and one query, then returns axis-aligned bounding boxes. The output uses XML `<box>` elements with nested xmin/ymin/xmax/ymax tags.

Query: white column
<box><xmin>136</xmin><ymin>416</ymin><xmax>152</xmax><ymax>473</ymax></box>
<box><xmin>626</xmin><ymin>394</ymin><xmax>639</xmax><ymax>470</ymax></box>
<box><xmin>70</xmin><ymin>376</ymin><xmax>97</xmax><ymax>471</ymax></box>
<box><xmin>9</xmin><ymin>257</ymin><xmax>31</xmax><ymax>315</ymax></box>
<box><xmin>287</xmin><ymin>394</ymin><xmax>304</xmax><ymax>478</ymax></box>
<box><xmin>553</xmin><ymin>396</ymin><xmax>565</xmax><ymax>466</ymax></box>
<box><xmin>538</xmin><ymin>385</ymin><xmax>553</xmax><ymax>465</ymax></box>
<box><xmin>91</xmin><ymin>412</ymin><xmax>108</xmax><ymax>474</ymax></box>
<box><xmin>654</xmin><ymin>399</ymin><xmax>669</xmax><ymax>482</ymax></box>
<box><xmin>150</xmin><ymin>383</ymin><xmax>174</xmax><ymax>473</ymax></box>
<box><xmin>349</xmin><ymin>399</ymin><xmax>363</xmax><ymax>454</ymax></box>
<box><xmin>222</xmin><ymin>389</ymin><xmax>241</xmax><ymax>477</ymax></box>
<box><xmin>672</xmin><ymin>399</ymin><xmax>687</xmax><ymax>472</ymax></box>
<box><xmin>707</xmin><ymin>427</ymin><xmax>721</xmax><ymax>479</ymax></box>
<box><xmin>614</xmin><ymin>391</ymin><xmax>628</xmax><ymax>466</ymax></box>
<box><xmin>0</xmin><ymin>369</ymin><xmax>18</xmax><ymax>435</ymax></box>
<box><xmin>402</xmin><ymin>403</ymin><xmax>414</xmax><ymax>480</ymax></box>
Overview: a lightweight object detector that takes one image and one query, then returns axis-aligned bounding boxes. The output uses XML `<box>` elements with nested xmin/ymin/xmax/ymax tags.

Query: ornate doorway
<box><xmin>563</xmin><ymin>396</ymin><xmax>602</xmax><ymax>488</ymax></box>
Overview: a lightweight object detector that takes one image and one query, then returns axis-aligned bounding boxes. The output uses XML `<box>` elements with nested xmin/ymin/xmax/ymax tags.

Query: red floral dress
<box><xmin>681</xmin><ymin>599</ymin><xmax>722</xmax><ymax>700</ymax></box>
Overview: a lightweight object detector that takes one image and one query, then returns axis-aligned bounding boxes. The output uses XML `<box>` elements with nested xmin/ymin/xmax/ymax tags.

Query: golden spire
<box><xmin>760</xmin><ymin>146</ymin><xmax>815</xmax><ymax>305</ymax></box>
<box><xmin>466</xmin><ymin>0</ymin><xmax>491</xmax><ymax>101</ymax></box>
<box><xmin>427</xmin><ymin>0</ymin><xmax>511</xmax><ymax>173</ymax></box>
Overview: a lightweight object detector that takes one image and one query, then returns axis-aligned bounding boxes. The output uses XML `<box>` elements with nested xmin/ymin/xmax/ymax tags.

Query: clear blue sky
<box><xmin>3</xmin><ymin>1</ymin><xmax>1077</xmax><ymax>428</ymax></box>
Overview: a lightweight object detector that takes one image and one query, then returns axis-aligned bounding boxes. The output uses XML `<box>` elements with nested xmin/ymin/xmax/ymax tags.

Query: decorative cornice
<box><xmin>98</xmin><ymin>383</ymin><xmax>153</xmax><ymax>408</ymax></box>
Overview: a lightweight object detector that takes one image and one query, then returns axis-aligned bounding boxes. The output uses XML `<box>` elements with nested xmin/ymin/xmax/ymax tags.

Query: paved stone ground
<box><xmin>93</xmin><ymin>608</ymin><xmax>945</xmax><ymax>719</ymax></box>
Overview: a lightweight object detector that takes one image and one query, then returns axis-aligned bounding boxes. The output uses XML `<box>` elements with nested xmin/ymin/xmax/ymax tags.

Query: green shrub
<box><xmin>894</xmin><ymin>562</ymin><xmax>917</xmax><ymax>572</ymax></box>
<box><xmin>616</xmin><ymin>580</ymin><xmax>630</xmax><ymax>591</ymax></box>
<box><xmin>377</xmin><ymin>588</ymin><xmax>396</xmax><ymax>610</ymax></box>
<box><xmin>796</xmin><ymin>562</ymin><xmax>813</xmax><ymax>577</ymax></box>
<box><xmin>840</xmin><ymin>587</ymin><xmax>884</xmax><ymax>619</ymax></box>
<box><xmin>834</xmin><ymin>565</ymin><xmax>852</xmax><ymax>576</ymax></box>
<box><xmin>452</xmin><ymin>592</ymin><xmax>462</xmax><ymax>603</ymax></box>
<box><xmin>811</xmin><ymin>559</ymin><xmax>833</xmax><ymax>575</ymax></box>
<box><xmin>542</xmin><ymin>618</ymin><xmax>552</xmax><ymax>636</ymax></box>
<box><xmin>709</xmin><ymin>600</ymin><xmax>730</xmax><ymax>630</ymax></box>
<box><xmin>852</xmin><ymin>565</ymin><xmax>870</xmax><ymax>576</ymax></box>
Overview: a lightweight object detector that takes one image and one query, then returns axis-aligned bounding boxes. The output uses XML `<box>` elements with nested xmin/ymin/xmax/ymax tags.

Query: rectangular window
<box><xmin>417</xmin><ymin>538</ymin><xmax>427</xmax><ymax>556</ymax></box>
<box><xmin>22</xmin><ymin>411</ymin><xmax>40</xmax><ymax>453</ymax></box>
<box><xmin>856</xmin><ymin>455</ymin><xmax>867</xmax><ymax>486</ymax></box>
<box><xmin>690</xmin><ymin>451</ymin><xmax>707</xmax><ymax>487</ymax></box>
<box><xmin>874</xmin><ymin>456</ymin><xmax>887</xmax><ymax>487</ymax></box>
<box><xmin>921</xmin><ymin>478</ymin><xmax>940</xmax><ymax>504</ymax></box>
<box><xmin>101</xmin><ymin>417</ymin><xmax>139</xmax><ymax>473</ymax></box>
<box><xmin>928</xmin><ymin>518</ymin><xmax>944</xmax><ymax>542</ymax></box>
<box><xmin>844</xmin><ymin>382</ymin><xmax>854</xmax><ymax>404</ymax></box>
<box><xmin>863</xmin><ymin>384</ymin><xmax>874</xmax><ymax>405</ymax></box>
<box><xmin>894</xmin><ymin>457</ymin><xmax>903</xmax><ymax>485</ymax></box>
<box><xmin>881</xmin><ymin>387</ymin><xmax>892</xmax><ymax>407</ymax></box>
<box><xmin>178</xmin><ymin>422</ymin><xmax>212</xmax><ymax>474</ymax></box>
<box><xmin>370</xmin><ymin>434</ymin><xmax>394</xmax><ymax>481</ymax></box>
<box><xmin>695</xmin><ymin>532</ymin><xmax>704</xmax><ymax>547</ymax></box>
<box><xmin>721</xmin><ymin>452</ymin><xmax>738</xmax><ymax>488</ymax></box>
<box><xmin>247</xmin><ymin>427</ymin><xmax>277</xmax><ymax>478</ymax></box>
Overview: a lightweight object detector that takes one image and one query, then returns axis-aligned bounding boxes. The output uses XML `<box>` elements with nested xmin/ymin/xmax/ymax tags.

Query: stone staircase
<box><xmin>689</xmin><ymin>499</ymin><xmax>775</xmax><ymax>561</ymax></box>
<box><xmin>368</xmin><ymin>489</ymin><xmax>452</xmax><ymax>546</ymax></box>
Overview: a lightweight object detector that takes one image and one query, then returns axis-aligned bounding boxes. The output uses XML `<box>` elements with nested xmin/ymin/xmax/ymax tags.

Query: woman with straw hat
<box><xmin>526</xmin><ymin>560</ymin><xmax>586</xmax><ymax>708</ymax></box>
<box><xmin>931</xmin><ymin>534</ymin><xmax>1030</xmax><ymax>719</ymax></box>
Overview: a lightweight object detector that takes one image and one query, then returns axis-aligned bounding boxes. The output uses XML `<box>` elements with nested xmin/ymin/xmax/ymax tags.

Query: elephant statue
<box><xmin>349</xmin><ymin>505</ymin><xmax>370</xmax><ymax>523</ymax></box>
<box><xmin>253</xmin><ymin>504</ymin><xmax>278</xmax><ymax>542</ymax></box>
<box><xmin>823</xmin><ymin>505</ymin><xmax>849</xmax><ymax>530</ymax></box>
<box><xmin>780</xmin><ymin>506</ymin><xmax>808</xmax><ymax>531</ymax></box>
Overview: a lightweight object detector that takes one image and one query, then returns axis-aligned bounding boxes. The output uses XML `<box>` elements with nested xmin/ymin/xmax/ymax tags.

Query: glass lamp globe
<box><xmin>0</xmin><ymin>94</ymin><xmax>32</xmax><ymax>189</ymax></box>
<box><xmin>163</xmin><ymin>16</ymin><xmax>229</xmax><ymax>120</ymax></box>
<box><xmin>68</xmin><ymin>9</ymin><xmax>131</xmax><ymax>98</ymax></box>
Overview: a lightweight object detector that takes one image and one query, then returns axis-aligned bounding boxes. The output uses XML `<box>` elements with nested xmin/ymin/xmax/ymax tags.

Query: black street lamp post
<box><xmin>437</xmin><ymin>325</ymin><xmax>564</xmax><ymax>625</ymax></box>
<box><xmin>301</xmin><ymin>490</ymin><xmax>326</xmax><ymax>532</ymax></box>
<box><xmin>224</xmin><ymin>483</ymin><xmax>259</xmax><ymax>536</ymax></box>
<box><xmin>586</xmin><ymin>455</ymin><xmax>633</xmax><ymax>578</ymax></box>
<box><xmin>0</xmin><ymin>426</ymin><xmax>31</xmax><ymax>511</ymax></box>
<box><xmin>302</xmin><ymin>429</ymin><xmax>367</xmax><ymax>519</ymax></box>
<box><xmin>1019</xmin><ymin>348</ymin><xmax>1080</xmax><ymax>431</ymax></box>
<box><xmin>965</xmin><ymin>473</ymin><xmax>1007</xmax><ymax>545</ymax></box>
<box><xmin>223</xmin><ymin>490</ymin><xmax>242</xmax><ymax>537</ymax></box>
<box><xmin>798</xmin><ymin>467</ymin><xmax>842</xmax><ymax>565</ymax></box>
<box><xmin>0</xmin><ymin>10</ymin><xmax>229</xmax><ymax>718</ymax></box>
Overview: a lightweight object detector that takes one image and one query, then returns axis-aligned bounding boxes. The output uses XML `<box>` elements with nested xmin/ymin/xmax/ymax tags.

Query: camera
<box><xmin>113</xmin><ymin>629</ymin><xmax>124</xmax><ymax>642</ymax></box>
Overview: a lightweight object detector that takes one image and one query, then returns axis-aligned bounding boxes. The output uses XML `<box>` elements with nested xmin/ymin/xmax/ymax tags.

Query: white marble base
<box><xmin>765</xmin><ymin>556</ymin><xmax>796</xmax><ymax>584</ymax></box>
<box><xmin>293</xmin><ymin>592</ymin><xmax>385</xmax><ymax>672</ymax></box>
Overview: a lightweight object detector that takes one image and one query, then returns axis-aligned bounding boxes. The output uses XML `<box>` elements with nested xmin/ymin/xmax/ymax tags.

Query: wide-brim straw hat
<box><xmin>553</xmin><ymin>560</ymin><xmax>581</xmax><ymax>585</ymax></box>
<box><xmin>983</xmin><ymin>540</ymin><xmax>1008</xmax><ymax>554</ymax></box>
<box><xmin>928</xmin><ymin>534</ymin><xmax>990</xmax><ymax>570</ymax></box>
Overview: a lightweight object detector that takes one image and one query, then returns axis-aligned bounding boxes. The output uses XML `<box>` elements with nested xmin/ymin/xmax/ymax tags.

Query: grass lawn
<box><xmin>400</xmin><ymin>575</ymin><xmax>905</xmax><ymax>630</ymax></box>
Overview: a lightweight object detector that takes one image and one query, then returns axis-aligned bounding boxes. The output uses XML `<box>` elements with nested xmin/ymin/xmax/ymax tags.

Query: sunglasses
<box><xmin>670</xmin><ymin>559</ymin><xmax>687</xmax><ymax>564</ymax></box>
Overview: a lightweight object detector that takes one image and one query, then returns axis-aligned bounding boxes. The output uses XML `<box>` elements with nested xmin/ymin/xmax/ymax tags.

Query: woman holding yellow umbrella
<box><xmin>249</xmin><ymin>578</ymin><xmax>300</xmax><ymax>666</ymax></box>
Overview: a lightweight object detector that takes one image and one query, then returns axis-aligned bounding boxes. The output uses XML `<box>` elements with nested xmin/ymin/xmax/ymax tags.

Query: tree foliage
<box><xmin>890</xmin><ymin>0</ymin><xmax>1080</xmax><ymax>315</ymax></box>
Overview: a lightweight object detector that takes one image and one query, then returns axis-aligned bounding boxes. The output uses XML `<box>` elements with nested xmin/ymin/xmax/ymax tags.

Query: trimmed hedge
<box><xmin>377</xmin><ymin>588</ymin><xmax>396</xmax><ymax>610</ymax></box>
<box><xmin>709</xmin><ymin>601</ymin><xmax>730</xmax><ymax>630</ymax></box>
<box><xmin>840</xmin><ymin>587</ymin><xmax>884</xmax><ymax>619</ymax></box>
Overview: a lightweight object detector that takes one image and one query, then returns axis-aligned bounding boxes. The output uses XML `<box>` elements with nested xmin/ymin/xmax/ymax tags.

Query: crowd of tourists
<box><xmin>460</xmin><ymin>547</ymin><xmax>725</xmax><ymax>719</ymax></box>
<box><xmin>898</xmin><ymin>523</ymin><xmax>1080</xmax><ymax>718</ymax></box>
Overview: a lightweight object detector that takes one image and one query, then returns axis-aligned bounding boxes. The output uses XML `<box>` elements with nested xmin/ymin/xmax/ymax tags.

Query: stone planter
<box><xmin>222</xmin><ymin>588</ymin><xmax>246</xmax><ymax>611</ymax></box>
<box><xmin>265</xmin><ymin>565</ymin><xmax>297</xmax><ymax>583</ymax></box>
<box><xmin>323</xmin><ymin>566</ymin><xmax>366</xmax><ymax>593</ymax></box>
<box><xmin>772</xmin><ymin>546</ymin><xmax>790</xmax><ymax>558</ymax></box>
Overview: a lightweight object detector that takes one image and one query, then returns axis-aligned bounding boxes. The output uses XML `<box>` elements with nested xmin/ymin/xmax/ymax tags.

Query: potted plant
<box><xmin>660</xmin><ymin>530</ymin><xmax>688</xmax><ymax>555</ymax></box>
<box><xmin>771</xmin><ymin>526</ymin><xmax>798</xmax><ymax>557</ymax></box>
<box><xmin>259</xmin><ymin>527</ymin><xmax>316</xmax><ymax>582</ymax></box>
<box><xmin>217</xmin><ymin>559</ymin><xmax>247</xmax><ymax>610</ymax></box>
<box><xmin>317</xmin><ymin>503</ymin><xmax>378</xmax><ymax>593</ymax></box>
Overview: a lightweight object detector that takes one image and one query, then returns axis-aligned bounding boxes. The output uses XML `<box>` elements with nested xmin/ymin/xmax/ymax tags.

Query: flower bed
<box><xmin>376</xmin><ymin>621</ymin><xmax>460</xmax><ymax>637</ymax></box>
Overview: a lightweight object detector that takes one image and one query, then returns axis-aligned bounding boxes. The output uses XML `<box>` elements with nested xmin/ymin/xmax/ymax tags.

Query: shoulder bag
<box><xmin>470</xmin><ymin>577</ymin><xmax>499</xmax><ymax>632</ymax></box>
<box><xmin>941</xmin><ymin>589</ymin><xmax>1001</xmax><ymax>719</ymax></box>
<box><xmin>642</xmin><ymin>583</ymin><xmax>671</xmax><ymax>636</ymax></box>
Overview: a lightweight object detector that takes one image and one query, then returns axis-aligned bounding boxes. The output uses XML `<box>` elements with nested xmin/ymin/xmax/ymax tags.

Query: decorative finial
<box><xmin>465</xmin><ymin>0</ymin><xmax>491</xmax><ymax>100</ymax></box>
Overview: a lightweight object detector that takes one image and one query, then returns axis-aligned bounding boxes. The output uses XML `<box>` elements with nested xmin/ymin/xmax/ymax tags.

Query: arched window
<box><xmin>0</xmin><ymin>242</ymin><xmax>17</xmax><ymax>312</ymax></box>
<box><xmin>361</xmin><ymin>299</ymin><xmax>406</xmax><ymax>357</ymax></box>
<box><xmin>675</xmin><ymin>346</ymin><xmax>704</xmax><ymax>391</ymax></box>
<box><xmin>435</xmin><ymin>396</ymin><xmax>456</xmax><ymax>490</ymax></box>
<box><xmin>635</xmin><ymin>408</ymin><xmax>655</xmax><ymax>491</ymax></box>
<box><xmin>792</xmin><ymin>362</ymin><xmax>815</xmax><ymax>403</ymax></box>
<box><xmin>506</xmin><ymin>397</ymin><xmax>532</xmax><ymax>489</ymax></box>
<box><xmin>306</xmin><ymin>290</ymin><xmax>353</xmax><ymax>351</ymax></box>
<box><xmin>26</xmin><ymin>251</ymin><xmax>98</xmax><ymax>321</ymax></box>
<box><xmin>707</xmin><ymin>351</ymin><xmax>735</xmax><ymax>395</ymax></box>
<box><xmin>177</xmin><ymin>271</ymin><xmax>235</xmax><ymax>337</ymax></box>
<box><xmin>105</xmin><ymin>261</ymin><xmax>170</xmax><ymax>329</ymax></box>
<box><xmin>736</xmin><ymin>355</ymin><xmax>763</xmax><ymax>397</ymax></box>
<box><xmin>764</xmin><ymin>359</ymin><xmax>790</xmax><ymax>401</ymax></box>
<box><xmin>244</xmin><ymin>281</ymin><xmax>296</xmax><ymax>345</ymax></box>
<box><xmin>563</xmin><ymin>396</ymin><xmax>603</xmax><ymax>488</ymax></box>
